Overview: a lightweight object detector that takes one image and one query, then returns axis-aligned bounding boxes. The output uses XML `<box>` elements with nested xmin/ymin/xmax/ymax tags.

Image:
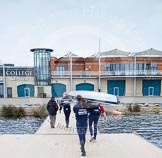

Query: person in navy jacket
<box><xmin>73</xmin><ymin>95</ymin><xmax>88</xmax><ymax>156</ymax></box>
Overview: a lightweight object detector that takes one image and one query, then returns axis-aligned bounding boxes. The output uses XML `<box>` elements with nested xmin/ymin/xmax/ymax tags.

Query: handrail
<box><xmin>51</xmin><ymin>70</ymin><xmax>162</xmax><ymax>78</ymax></box>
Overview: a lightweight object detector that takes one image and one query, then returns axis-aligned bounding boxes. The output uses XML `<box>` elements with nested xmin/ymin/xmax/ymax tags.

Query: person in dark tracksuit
<box><xmin>59</xmin><ymin>95</ymin><xmax>71</xmax><ymax>128</ymax></box>
<box><xmin>73</xmin><ymin>95</ymin><xmax>88</xmax><ymax>157</ymax></box>
<box><xmin>88</xmin><ymin>102</ymin><xmax>107</xmax><ymax>143</ymax></box>
<box><xmin>47</xmin><ymin>97</ymin><xmax>59</xmax><ymax>128</ymax></box>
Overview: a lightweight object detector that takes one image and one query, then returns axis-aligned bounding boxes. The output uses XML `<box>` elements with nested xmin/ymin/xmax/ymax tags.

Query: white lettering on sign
<box><xmin>6</xmin><ymin>70</ymin><xmax>32</xmax><ymax>76</ymax></box>
<box><xmin>11</xmin><ymin>76</ymin><xmax>29</xmax><ymax>81</ymax></box>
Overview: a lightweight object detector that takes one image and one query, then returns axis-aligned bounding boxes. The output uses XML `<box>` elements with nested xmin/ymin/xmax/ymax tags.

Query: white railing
<box><xmin>51</xmin><ymin>70</ymin><xmax>162</xmax><ymax>78</ymax></box>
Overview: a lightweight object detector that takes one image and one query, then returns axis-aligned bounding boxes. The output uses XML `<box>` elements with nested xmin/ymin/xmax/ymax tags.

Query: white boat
<box><xmin>68</xmin><ymin>90</ymin><xmax>118</xmax><ymax>104</ymax></box>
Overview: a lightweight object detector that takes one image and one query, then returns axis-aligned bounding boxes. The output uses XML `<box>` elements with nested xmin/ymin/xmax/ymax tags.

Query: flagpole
<box><xmin>98</xmin><ymin>38</ymin><xmax>101</xmax><ymax>92</ymax></box>
<box><xmin>70</xmin><ymin>52</ymin><xmax>72</xmax><ymax>91</ymax></box>
<box><xmin>134</xmin><ymin>53</ymin><xmax>136</xmax><ymax>96</ymax></box>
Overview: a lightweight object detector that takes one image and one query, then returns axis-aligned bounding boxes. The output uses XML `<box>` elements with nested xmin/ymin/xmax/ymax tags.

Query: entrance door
<box><xmin>148</xmin><ymin>87</ymin><xmax>154</xmax><ymax>96</ymax></box>
<box><xmin>24</xmin><ymin>88</ymin><xmax>30</xmax><ymax>97</ymax></box>
<box><xmin>142</xmin><ymin>80</ymin><xmax>161</xmax><ymax>96</ymax></box>
<box><xmin>37</xmin><ymin>87</ymin><xmax>44</xmax><ymax>98</ymax></box>
<box><xmin>107</xmin><ymin>80</ymin><xmax>125</xmax><ymax>96</ymax></box>
<box><xmin>114</xmin><ymin>87</ymin><xmax>119</xmax><ymax>96</ymax></box>
<box><xmin>7</xmin><ymin>87</ymin><xmax>12</xmax><ymax>98</ymax></box>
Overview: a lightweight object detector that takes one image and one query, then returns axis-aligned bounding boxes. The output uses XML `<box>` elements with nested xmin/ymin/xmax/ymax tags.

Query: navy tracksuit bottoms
<box><xmin>76</xmin><ymin>121</ymin><xmax>87</xmax><ymax>144</ymax></box>
<box><xmin>89</xmin><ymin>114</ymin><xmax>100</xmax><ymax>140</ymax></box>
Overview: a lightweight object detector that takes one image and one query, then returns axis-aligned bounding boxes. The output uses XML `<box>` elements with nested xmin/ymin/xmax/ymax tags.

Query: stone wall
<box><xmin>104</xmin><ymin>105</ymin><xmax>162</xmax><ymax>114</ymax></box>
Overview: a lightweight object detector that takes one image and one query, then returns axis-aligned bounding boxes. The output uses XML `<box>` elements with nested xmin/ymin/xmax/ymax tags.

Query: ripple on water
<box><xmin>0</xmin><ymin>116</ymin><xmax>45</xmax><ymax>134</ymax></box>
<box><xmin>98</xmin><ymin>114</ymin><xmax>162</xmax><ymax>149</ymax></box>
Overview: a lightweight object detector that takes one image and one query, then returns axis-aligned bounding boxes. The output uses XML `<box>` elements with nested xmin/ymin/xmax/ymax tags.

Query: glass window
<box><xmin>34</xmin><ymin>50</ymin><xmax>51</xmax><ymax>85</ymax></box>
<box><xmin>0</xmin><ymin>84</ymin><xmax>4</xmax><ymax>97</ymax></box>
<box><xmin>56</xmin><ymin>66</ymin><xmax>65</xmax><ymax>76</ymax></box>
<box><xmin>146</xmin><ymin>64</ymin><xmax>151</xmax><ymax>70</ymax></box>
<box><xmin>104</xmin><ymin>64</ymin><xmax>110</xmax><ymax>71</ymax></box>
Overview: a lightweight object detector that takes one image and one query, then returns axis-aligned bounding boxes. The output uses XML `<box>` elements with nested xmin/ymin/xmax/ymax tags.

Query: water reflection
<box><xmin>99</xmin><ymin>114</ymin><xmax>162</xmax><ymax>149</ymax></box>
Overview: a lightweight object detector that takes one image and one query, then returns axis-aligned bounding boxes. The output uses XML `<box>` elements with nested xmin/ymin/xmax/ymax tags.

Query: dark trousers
<box><xmin>49</xmin><ymin>114</ymin><xmax>56</xmax><ymax>127</ymax></box>
<box><xmin>89</xmin><ymin>114</ymin><xmax>100</xmax><ymax>139</ymax></box>
<box><xmin>64</xmin><ymin>112</ymin><xmax>71</xmax><ymax>126</ymax></box>
<box><xmin>76</xmin><ymin>121</ymin><xmax>87</xmax><ymax>144</ymax></box>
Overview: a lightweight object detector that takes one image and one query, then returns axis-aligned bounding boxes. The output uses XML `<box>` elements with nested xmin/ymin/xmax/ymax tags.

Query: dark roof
<box><xmin>30</xmin><ymin>48</ymin><xmax>53</xmax><ymax>52</ymax></box>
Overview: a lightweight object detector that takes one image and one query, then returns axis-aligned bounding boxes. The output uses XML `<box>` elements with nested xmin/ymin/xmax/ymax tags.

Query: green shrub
<box><xmin>13</xmin><ymin>107</ymin><xmax>26</xmax><ymax>118</ymax></box>
<box><xmin>1</xmin><ymin>105</ymin><xmax>15</xmax><ymax>118</ymax></box>
<box><xmin>33</xmin><ymin>105</ymin><xmax>47</xmax><ymax>118</ymax></box>
<box><xmin>123</xmin><ymin>107</ymin><xmax>130</xmax><ymax>115</ymax></box>
<box><xmin>1</xmin><ymin>105</ymin><xmax>25</xmax><ymax>118</ymax></box>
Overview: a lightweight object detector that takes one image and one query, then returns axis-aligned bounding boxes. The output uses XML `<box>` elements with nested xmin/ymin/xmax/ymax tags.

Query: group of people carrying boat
<box><xmin>47</xmin><ymin>92</ymin><xmax>107</xmax><ymax>156</ymax></box>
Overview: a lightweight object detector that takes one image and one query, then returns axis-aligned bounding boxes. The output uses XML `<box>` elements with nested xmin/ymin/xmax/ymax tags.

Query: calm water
<box><xmin>0</xmin><ymin>116</ymin><xmax>44</xmax><ymax>134</ymax></box>
<box><xmin>99</xmin><ymin>114</ymin><xmax>162</xmax><ymax>149</ymax></box>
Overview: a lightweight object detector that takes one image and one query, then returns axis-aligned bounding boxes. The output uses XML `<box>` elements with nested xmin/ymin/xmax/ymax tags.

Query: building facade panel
<box><xmin>100</xmin><ymin>79</ymin><xmax>107</xmax><ymax>93</ymax></box>
<box><xmin>6</xmin><ymin>76</ymin><xmax>34</xmax><ymax>98</ymax></box>
<box><xmin>125</xmin><ymin>78</ymin><xmax>134</xmax><ymax>96</ymax></box>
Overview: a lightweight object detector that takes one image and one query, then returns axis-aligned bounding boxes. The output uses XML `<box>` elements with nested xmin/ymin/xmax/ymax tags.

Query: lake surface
<box><xmin>1</xmin><ymin>114</ymin><xmax>162</xmax><ymax>149</ymax></box>
<box><xmin>0</xmin><ymin>116</ymin><xmax>44</xmax><ymax>134</ymax></box>
<box><xmin>99</xmin><ymin>114</ymin><xmax>162</xmax><ymax>149</ymax></box>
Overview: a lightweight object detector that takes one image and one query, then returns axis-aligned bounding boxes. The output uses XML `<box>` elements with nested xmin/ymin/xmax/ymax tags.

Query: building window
<box><xmin>146</xmin><ymin>64</ymin><xmax>151</xmax><ymax>70</ymax></box>
<box><xmin>33</xmin><ymin>50</ymin><xmax>51</xmax><ymax>85</ymax></box>
<box><xmin>56</xmin><ymin>66</ymin><xmax>65</xmax><ymax>76</ymax></box>
<box><xmin>0</xmin><ymin>84</ymin><xmax>4</xmax><ymax>98</ymax></box>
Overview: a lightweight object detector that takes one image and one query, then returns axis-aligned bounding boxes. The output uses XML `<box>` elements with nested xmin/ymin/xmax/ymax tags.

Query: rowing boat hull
<box><xmin>69</xmin><ymin>91</ymin><xmax>118</xmax><ymax>104</ymax></box>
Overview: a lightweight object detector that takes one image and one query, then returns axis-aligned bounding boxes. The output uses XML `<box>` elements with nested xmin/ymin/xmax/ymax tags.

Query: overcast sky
<box><xmin>0</xmin><ymin>0</ymin><xmax>162</xmax><ymax>66</ymax></box>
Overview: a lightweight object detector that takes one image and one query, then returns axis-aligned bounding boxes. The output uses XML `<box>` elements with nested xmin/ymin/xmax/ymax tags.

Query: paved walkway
<box><xmin>0</xmin><ymin>112</ymin><xmax>162</xmax><ymax>158</ymax></box>
<box><xmin>35</xmin><ymin>112</ymin><xmax>78</xmax><ymax>135</ymax></box>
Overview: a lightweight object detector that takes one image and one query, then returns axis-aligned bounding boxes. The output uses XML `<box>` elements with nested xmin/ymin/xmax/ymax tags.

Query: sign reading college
<box><xmin>5</xmin><ymin>68</ymin><xmax>34</xmax><ymax>76</ymax></box>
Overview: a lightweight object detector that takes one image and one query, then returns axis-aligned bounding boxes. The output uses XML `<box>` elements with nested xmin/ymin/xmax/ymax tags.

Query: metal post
<box><xmin>2</xmin><ymin>64</ymin><xmax>6</xmax><ymax>98</ymax></box>
<box><xmin>134</xmin><ymin>53</ymin><xmax>136</xmax><ymax>97</ymax></box>
<box><xmin>70</xmin><ymin>52</ymin><xmax>72</xmax><ymax>91</ymax></box>
<box><xmin>98</xmin><ymin>38</ymin><xmax>101</xmax><ymax>92</ymax></box>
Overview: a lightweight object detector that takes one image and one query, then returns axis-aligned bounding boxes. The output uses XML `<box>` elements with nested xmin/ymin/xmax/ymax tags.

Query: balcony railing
<box><xmin>51</xmin><ymin>70</ymin><xmax>162</xmax><ymax>78</ymax></box>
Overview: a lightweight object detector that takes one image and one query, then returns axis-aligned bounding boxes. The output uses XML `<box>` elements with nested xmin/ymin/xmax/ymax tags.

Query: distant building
<box><xmin>0</xmin><ymin>65</ymin><xmax>34</xmax><ymax>98</ymax></box>
<box><xmin>0</xmin><ymin>48</ymin><xmax>162</xmax><ymax>98</ymax></box>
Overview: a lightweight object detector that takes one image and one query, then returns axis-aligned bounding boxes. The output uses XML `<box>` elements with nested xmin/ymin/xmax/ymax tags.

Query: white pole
<box><xmin>134</xmin><ymin>53</ymin><xmax>136</xmax><ymax>96</ymax></box>
<box><xmin>2</xmin><ymin>64</ymin><xmax>6</xmax><ymax>98</ymax></box>
<box><xmin>70</xmin><ymin>52</ymin><xmax>72</xmax><ymax>91</ymax></box>
<box><xmin>98</xmin><ymin>38</ymin><xmax>101</xmax><ymax>92</ymax></box>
